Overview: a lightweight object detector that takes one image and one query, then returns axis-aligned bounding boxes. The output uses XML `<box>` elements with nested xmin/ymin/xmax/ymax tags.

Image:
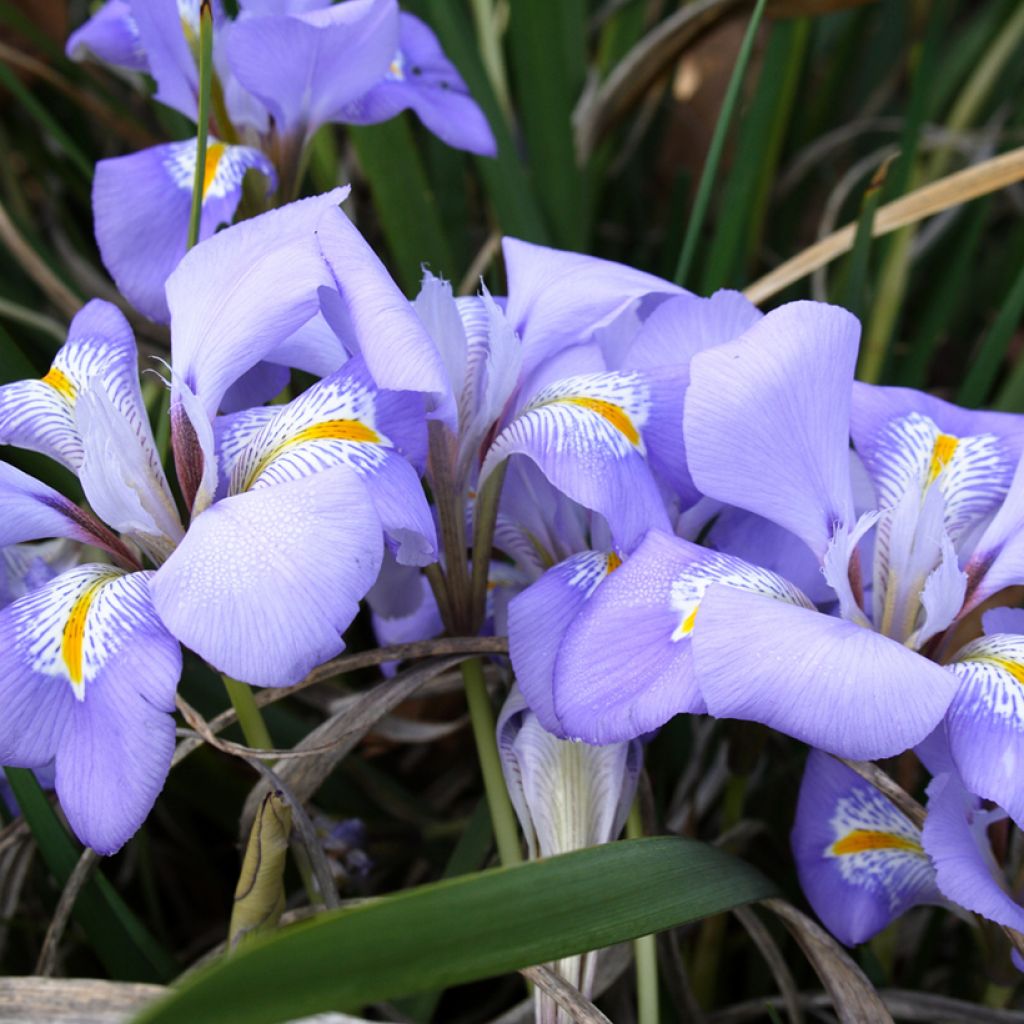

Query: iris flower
<box><xmin>0</xmin><ymin>194</ymin><xmax>440</xmax><ymax>853</ymax></box>
<box><xmin>69</xmin><ymin>0</ymin><xmax>495</xmax><ymax>323</ymax></box>
<box><xmin>548</xmin><ymin>300</ymin><xmax>1024</xmax><ymax>767</ymax></box>
<box><xmin>792</xmin><ymin>735</ymin><xmax>1024</xmax><ymax>949</ymax></box>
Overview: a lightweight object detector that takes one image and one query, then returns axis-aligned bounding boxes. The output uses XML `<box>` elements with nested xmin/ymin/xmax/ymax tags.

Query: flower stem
<box><xmin>461</xmin><ymin>657</ymin><xmax>522</xmax><ymax>867</ymax></box>
<box><xmin>627</xmin><ymin>801</ymin><xmax>659</xmax><ymax>1024</ymax></box>
<box><xmin>186</xmin><ymin>1</ymin><xmax>214</xmax><ymax>252</ymax></box>
<box><xmin>222</xmin><ymin>676</ymin><xmax>274</xmax><ymax>752</ymax></box>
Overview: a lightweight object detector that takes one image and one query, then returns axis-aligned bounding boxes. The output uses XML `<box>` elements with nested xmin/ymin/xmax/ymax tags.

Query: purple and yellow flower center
<box><xmin>42</xmin><ymin>365</ymin><xmax>77</xmax><ymax>403</ymax></box>
<box><xmin>926</xmin><ymin>432</ymin><xmax>959</xmax><ymax>487</ymax></box>
<box><xmin>830</xmin><ymin>829</ymin><xmax>924</xmax><ymax>857</ymax></box>
<box><xmin>60</xmin><ymin>576</ymin><xmax>110</xmax><ymax>698</ymax></box>
<box><xmin>561</xmin><ymin>397</ymin><xmax>640</xmax><ymax>447</ymax></box>
<box><xmin>241</xmin><ymin>418</ymin><xmax>382</xmax><ymax>490</ymax></box>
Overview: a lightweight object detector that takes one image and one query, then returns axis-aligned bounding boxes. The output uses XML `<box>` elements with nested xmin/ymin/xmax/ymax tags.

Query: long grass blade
<box><xmin>4</xmin><ymin>768</ymin><xmax>176</xmax><ymax>982</ymax></box>
<box><xmin>674</xmin><ymin>0</ymin><xmax>769</xmax><ymax>287</ymax></box>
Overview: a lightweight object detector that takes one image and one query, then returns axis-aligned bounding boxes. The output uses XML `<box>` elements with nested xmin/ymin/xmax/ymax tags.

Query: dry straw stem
<box><xmin>520</xmin><ymin>966</ymin><xmax>614</xmax><ymax>1024</ymax></box>
<box><xmin>761</xmin><ymin>898</ymin><xmax>894</xmax><ymax>1024</ymax></box>
<box><xmin>745</xmin><ymin>145</ymin><xmax>1024</xmax><ymax>305</ymax></box>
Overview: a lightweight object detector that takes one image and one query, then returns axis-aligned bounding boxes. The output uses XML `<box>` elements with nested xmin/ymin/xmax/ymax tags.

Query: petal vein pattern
<box><xmin>865</xmin><ymin>412</ymin><xmax>1012</xmax><ymax>542</ymax></box>
<box><xmin>947</xmin><ymin>633</ymin><xmax>1024</xmax><ymax>828</ymax></box>
<box><xmin>0</xmin><ymin>301</ymin><xmax>136</xmax><ymax>470</ymax></box>
<box><xmin>791</xmin><ymin>751</ymin><xmax>938</xmax><ymax>946</ymax></box>
<box><xmin>9</xmin><ymin>566</ymin><xmax>154</xmax><ymax>700</ymax></box>
<box><xmin>230</xmin><ymin>368</ymin><xmax>386</xmax><ymax>494</ymax></box>
<box><xmin>826</xmin><ymin>787</ymin><xmax>931</xmax><ymax>909</ymax></box>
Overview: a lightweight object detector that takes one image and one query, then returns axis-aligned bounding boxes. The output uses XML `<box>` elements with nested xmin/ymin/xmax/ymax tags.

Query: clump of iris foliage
<box><xmin>2</xmin><ymin>1</ymin><xmax>1024</xmax><ymax>1023</ymax></box>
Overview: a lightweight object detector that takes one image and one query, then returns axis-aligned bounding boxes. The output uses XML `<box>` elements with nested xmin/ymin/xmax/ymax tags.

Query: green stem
<box><xmin>461</xmin><ymin>657</ymin><xmax>522</xmax><ymax>867</ymax></box>
<box><xmin>470</xmin><ymin>462</ymin><xmax>507</xmax><ymax>632</ymax></box>
<box><xmin>627</xmin><ymin>802</ymin><xmax>659</xmax><ymax>1024</ymax></box>
<box><xmin>223</xmin><ymin>675</ymin><xmax>274</xmax><ymax>752</ymax></box>
<box><xmin>186</xmin><ymin>1</ymin><xmax>214</xmax><ymax>252</ymax></box>
<box><xmin>673</xmin><ymin>0</ymin><xmax>768</xmax><ymax>287</ymax></box>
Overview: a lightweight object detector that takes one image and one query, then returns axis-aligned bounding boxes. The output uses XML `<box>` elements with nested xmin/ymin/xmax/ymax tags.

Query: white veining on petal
<box><xmin>523</xmin><ymin>371</ymin><xmax>650</xmax><ymax>457</ymax></box>
<box><xmin>11</xmin><ymin>565</ymin><xmax>158</xmax><ymax>700</ymax></box>
<box><xmin>668</xmin><ymin>551</ymin><xmax>813</xmax><ymax>641</ymax></box>
<box><xmin>162</xmin><ymin>138</ymin><xmax>264</xmax><ymax>201</ymax></box>
<box><xmin>869</xmin><ymin>412</ymin><xmax>1011</xmax><ymax>543</ymax></box>
<box><xmin>230</xmin><ymin>371</ymin><xmax>391</xmax><ymax>494</ymax></box>
<box><xmin>826</xmin><ymin>783</ymin><xmax>933</xmax><ymax>911</ymax></box>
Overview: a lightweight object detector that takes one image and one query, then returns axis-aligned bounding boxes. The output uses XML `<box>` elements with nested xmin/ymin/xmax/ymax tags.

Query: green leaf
<box><xmin>133</xmin><ymin>837</ymin><xmax>776</xmax><ymax>1023</ymax></box>
<box><xmin>673</xmin><ymin>0</ymin><xmax>769</xmax><ymax>287</ymax></box>
<box><xmin>350</xmin><ymin>117</ymin><xmax>456</xmax><ymax>293</ymax></box>
<box><xmin>507</xmin><ymin>0</ymin><xmax>588</xmax><ymax>249</ymax></box>
<box><xmin>4</xmin><ymin>768</ymin><xmax>177</xmax><ymax>982</ymax></box>
<box><xmin>701</xmin><ymin>17</ymin><xmax>810</xmax><ymax>293</ymax></box>
<box><xmin>411</xmin><ymin>0</ymin><xmax>550</xmax><ymax>244</ymax></box>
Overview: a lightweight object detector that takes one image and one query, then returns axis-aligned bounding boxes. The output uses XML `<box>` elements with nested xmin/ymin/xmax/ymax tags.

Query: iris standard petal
<box><xmin>226</xmin><ymin>0</ymin><xmax>397</xmax><ymax>140</ymax></box>
<box><xmin>94</xmin><ymin>139</ymin><xmax>276</xmax><ymax>323</ymax></box>
<box><xmin>791</xmin><ymin>750</ymin><xmax>938</xmax><ymax>946</ymax></box>
<box><xmin>129</xmin><ymin>0</ymin><xmax>214</xmax><ymax>120</ymax></box>
<box><xmin>693</xmin><ymin>584</ymin><xmax>960</xmax><ymax>759</ymax></box>
<box><xmin>923</xmin><ymin>772</ymin><xmax>1024</xmax><ymax>933</ymax></box>
<box><xmin>168</xmin><ymin>188</ymin><xmax>348</xmax><ymax>420</ymax></box>
<box><xmin>151</xmin><ymin>467</ymin><xmax>383</xmax><ymax>687</ymax></box>
<box><xmin>502</xmin><ymin>238</ymin><xmax>683</xmax><ymax>376</ymax></box>
<box><xmin>684</xmin><ymin>301</ymin><xmax>859</xmax><ymax>561</ymax></box>
<box><xmin>623</xmin><ymin>289</ymin><xmax>763</xmax><ymax>370</ymax></box>
<box><xmin>553</xmin><ymin>531</ymin><xmax>813</xmax><ymax>743</ymax></box>
<box><xmin>0</xmin><ymin>567</ymin><xmax>181</xmax><ymax>854</ymax></box>
<box><xmin>339</xmin><ymin>13</ymin><xmax>496</xmax><ymax>156</ymax></box>
<box><xmin>508</xmin><ymin>550</ymin><xmax>621</xmax><ymax>736</ymax></box>
<box><xmin>946</xmin><ymin>634</ymin><xmax>1024</xmax><ymax>829</ymax></box>
<box><xmin>66</xmin><ymin>0</ymin><xmax>148</xmax><ymax>72</ymax></box>
<box><xmin>480</xmin><ymin>370</ymin><xmax>670</xmax><ymax>551</ymax></box>
<box><xmin>317</xmin><ymin>205</ymin><xmax>449</xmax><ymax>399</ymax></box>
<box><xmin>0</xmin><ymin>299</ymin><xmax>137</xmax><ymax>471</ymax></box>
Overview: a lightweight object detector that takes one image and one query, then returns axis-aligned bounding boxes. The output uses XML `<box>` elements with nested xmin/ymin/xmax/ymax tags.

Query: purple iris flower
<box><xmin>791</xmin><ymin>742</ymin><xmax>1024</xmax><ymax>949</ymax></box>
<box><xmin>70</xmin><ymin>0</ymin><xmax>492</xmax><ymax>324</ymax></box>
<box><xmin>0</xmin><ymin>194</ymin><xmax>441</xmax><ymax>852</ymax></box>
<box><xmin>549</xmin><ymin>301</ymin><xmax>1024</xmax><ymax>764</ymax></box>
<box><xmin>65</xmin><ymin>0</ymin><xmax>148</xmax><ymax>73</ymax></box>
<box><xmin>335</xmin><ymin>12</ymin><xmax>497</xmax><ymax>156</ymax></box>
<box><xmin>93</xmin><ymin>139</ymin><xmax>276</xmax><ymax>323</ymax></box>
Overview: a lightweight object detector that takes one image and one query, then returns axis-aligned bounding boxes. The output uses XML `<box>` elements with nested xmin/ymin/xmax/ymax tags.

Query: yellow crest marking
<box><xmin>61</xmin><ymin>578</ymin><xmax>109</xmax><ymax>699</ymax></box>
<box><xmin>606</xmin><ymin>552</ymin><xmax>622</xmax><ymax>573</ymax></box>
<box><xmin>202</xmin><ymin>142</ymin><xmax>226</xmax><ymax>200</ymax></box>
<box><xmin>671</xmin><ymin>604</ymin><xmax>699</xmax><ymax>642</ymax></box>
<box><xmin>242</xmin><ymin>418</ymin><xmax>382</xmax><ymax>491</ymax></box>
<box><xmin>926</xmin><ymin>432</ymin><xmax>959</xmax><ymax>486</ymax></box>
<box><xmin>830</xmin><ymin>829</ymin><xmax>923</xmax><ymax>857</ymax></box>
<box><xmin>963</xmin><ymin>654</ymin><xmax>1024</xmax><ymax>687</ymax></box>
<box><xmin>42</xmin><ymin>366</ymin><xmax>77</xmax><ymax>402</ymax></box>
<box><xmin>563</xmin><ymin>397</ymin><xmax>641</xmax><ymax>447</ymax></box>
